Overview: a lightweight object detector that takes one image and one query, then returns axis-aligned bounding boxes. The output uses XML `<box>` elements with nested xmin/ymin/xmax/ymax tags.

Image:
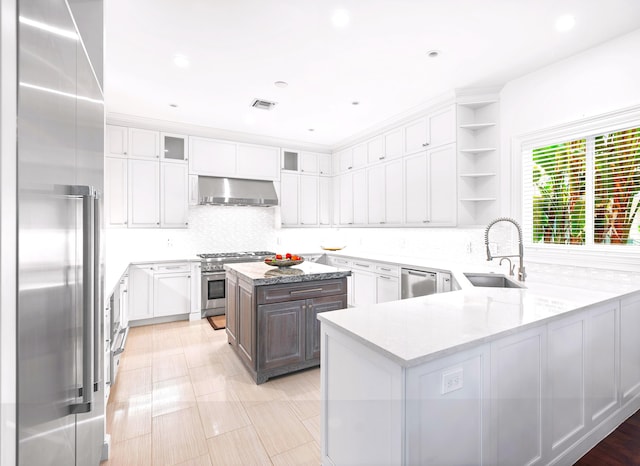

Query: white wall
<box><xmin>105</xmin><ymin>207</ymin><xmax>494</xmax><ymax>292</ymax></box>
<box><xmin>500</xmin><ymin>28</ymin><xmax>640</xmax><ymax>217</ymax></box>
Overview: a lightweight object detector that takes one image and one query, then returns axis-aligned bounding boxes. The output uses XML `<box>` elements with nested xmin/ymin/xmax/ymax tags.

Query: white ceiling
<box><xmin>104</xmin><ymin>0</ymin><xmax>640</xmax><ymax>148</ymax></box>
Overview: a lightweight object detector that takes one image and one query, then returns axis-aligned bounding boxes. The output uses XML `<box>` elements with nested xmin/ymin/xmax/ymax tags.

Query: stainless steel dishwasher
<box><xmin>401</xmin><ymin>268</ymin><xmax>438</xmax><ymax>299</ymax></box>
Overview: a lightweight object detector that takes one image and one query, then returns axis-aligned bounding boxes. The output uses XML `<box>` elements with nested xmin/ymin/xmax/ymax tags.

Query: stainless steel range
<box><xmin>198</xmin><ymin>251</ymin><xmax>275</xmax><ymax>317</ymax></box>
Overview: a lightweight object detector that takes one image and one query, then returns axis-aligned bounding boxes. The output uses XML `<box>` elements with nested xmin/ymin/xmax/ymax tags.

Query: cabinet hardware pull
<box><xmin>380</xmin><ymin>267</ymin><xmax>391</xmax><ymax>271</ymax></box>
<box><xmin>290</xmin><ymin>288</ymin><xmax>323</xmax><ymax>295</ymax></box>
<box><xmin>379</xmin><ymin>156</ymin><xmax>385</xmax><ymax>160</ymax></box>
<box><xmin>422</xmin><ymin>142</ymin><xmax>429</xmax><ymax>147</ymax></box>
<box><xmin>422</xmin><ymin>220</ymin><xmax>430</xmax><ymax>223</ymax></box>
<box><xmin>355</xmin><ymin>263</ymin><xmax>370</xmax><ymax>268</ymax></box>
<box><xmin>123</xmin><ymin>151</ymin><xmax>127</xmax><ymax>155</ymax></box>
<box><xmin>348</xmin><ymin>166</ymin><xmax>353</xmax><ymax>170</ymax></box>
<box><xmin>380</xmin><ymin>221</ymin><xmax>385</xmax><ymax>224</ymax></box>
<box><xmin>379</xmin><ymin>276</ymin><xmax>391</xmax><ymax>280</ymax></box>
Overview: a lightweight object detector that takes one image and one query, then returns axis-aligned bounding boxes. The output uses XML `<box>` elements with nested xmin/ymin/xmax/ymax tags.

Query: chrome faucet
<box><xmin>484</xmin><ymin>217</ymin><xmax>526</xmax><ymax>282</ymax></box>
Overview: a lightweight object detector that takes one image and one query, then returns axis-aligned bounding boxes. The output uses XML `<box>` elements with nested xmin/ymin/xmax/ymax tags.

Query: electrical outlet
<box><xmin>441</xmin><ymin>368</ymin><xmax>463</xmax><ymax>394</ymax></box>
<box><xmin>167</xmin><ymin>238</ymin><xmax>173</xmax><ymax>248</ymax></box>
<box><xmin>466</xmin><ymin>241</ymin><xmax>473</xmax><ymax>253</ymax></box>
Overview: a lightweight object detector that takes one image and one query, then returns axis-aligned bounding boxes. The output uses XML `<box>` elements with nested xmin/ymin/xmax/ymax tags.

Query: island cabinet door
<box><xmin>226</xmin><ymin>271</ymin><xmax>238</xmax><ymax>346</ymax></box>
<box><xmin>237</xmin><ymin>279</ymin><xmax>256</xmax><ymax>369</ymax></box>
<box><xmin>257</xmin><ymin>300</ymin><xmax>305</xmax><ymax>370</ymax></box>
<box><xmin>306</xmin><ymin>295</ymin><xmax>348</xmax><ymax>360</ymax></box>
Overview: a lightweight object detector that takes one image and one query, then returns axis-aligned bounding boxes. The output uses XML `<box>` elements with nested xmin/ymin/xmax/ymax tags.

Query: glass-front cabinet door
<box><xmin>161</xmin><ymin>132</ymin><xmax>188</xmax><ymax>163</ymax></box>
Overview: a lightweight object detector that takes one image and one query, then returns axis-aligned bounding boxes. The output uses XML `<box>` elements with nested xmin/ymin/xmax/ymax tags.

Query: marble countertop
<box><xmin>224</xmin><ymin>261</ymin><xmax>351</xmax><ymax>286</ymax></box>
<box><xmin>318</xmin><ymin>273</ymin><xmax>640</xmax><ymax>368</ymax></box>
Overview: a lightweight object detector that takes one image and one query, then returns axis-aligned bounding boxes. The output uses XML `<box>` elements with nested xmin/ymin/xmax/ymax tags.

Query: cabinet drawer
<box><xmin>257</xmin><ymin>279</ymin><xmax>347</xmax><ymax>305</ymax></box>
<box><xmin>375</xmin><ymin>263</ymin><xmax>399</xmax><ymax>276</ymax></box>
<box><xmin>351</xmin><ymin>260</ymin><xmax>374</xmax><ymax>272</ymax></box>
<box><xmin>328</xmin><ymin>257</ymin><xmax>352</xmax><ymax>268</ymax></box>
<box><xmin>154</xmin><ymin>262</ymin><xmax>190</xmax><ymax>273</ymax></box>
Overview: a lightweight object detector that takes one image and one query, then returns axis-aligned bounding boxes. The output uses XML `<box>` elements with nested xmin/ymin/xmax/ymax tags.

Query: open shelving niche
<box><xmin>456</xmin><ymin>97</ymin><xmax>500</xmax><ymax>226</ymax></box>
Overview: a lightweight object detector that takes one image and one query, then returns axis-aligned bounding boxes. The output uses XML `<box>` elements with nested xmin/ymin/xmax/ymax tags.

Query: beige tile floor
<box><xmin>103</xmin><ymin>319</ymin><xmax>321</xmax><ymax>466</ymax></box>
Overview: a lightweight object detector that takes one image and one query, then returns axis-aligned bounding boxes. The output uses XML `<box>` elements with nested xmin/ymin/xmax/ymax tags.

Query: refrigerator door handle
<box><xmin>93</xmin><ymin>193</ymin><xmax>101</xmax><ymax>393</ymax></box>
<box><xmin>70</xmin><ymin>185</ymin><xmax>97</xmax><ymax>415</ymax></box>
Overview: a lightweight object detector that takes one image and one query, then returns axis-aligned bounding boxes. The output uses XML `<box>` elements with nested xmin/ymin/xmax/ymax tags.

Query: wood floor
<box><xmin>575</xmin><ymin>409</ymin><xmax>640</xmax><ymax>465</ymax></box>
<box><xmin>103</xmin><ymin>319</ymin><xmax>321</xmax><ymax>466</ymax></box>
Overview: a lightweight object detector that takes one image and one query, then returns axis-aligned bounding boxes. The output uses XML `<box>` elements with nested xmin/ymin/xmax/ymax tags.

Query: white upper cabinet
<box><xmin>318</xmin><ymin>154</ymin><xmax>332</xmax><ymax>176</ymax></box>
<box><xmin>299</xmin><ymin>175</ymin><xmax>319</xmax><ymax>226</ymax></box>
<box><xmin>300</xmin><ymin>152</ymin><xmax>318</xmax><ymax>174</ymax></box>
<box><xmin>352</xmin><ymin>170</ymin><xmax>368</xmax><ymax>225</ymax></box>
<box><xmin>161</xmin><ymin>132</ymin><xmax>188</xmax><ymax>163</ymax></box>
<box><xmin>106</xmin><ymin>125</ymin><xmax>128</xmax><ymax>157</ymax></box>
<box><xmin>352</xmin><ymin>144</ymin><xmax>368</xmax><ymax>170</ymax></box>
<box><xmin>319</xmin><ymin>177</ymin><xmax>331</xmax><ymax>225</ymax></box>
<box><xmin>237</xmin><ymin>143</ymin><xmax>280</xmax><ymax>181</ymax></box>
<box><xmin>280</xmin><ymin>172</ymin><xmax>299</xmax><ymax>226</ymax></box>
<box><xmin>128</xmin><ymin>158</ymin><xmax>160</xmax><ymax>228</ymax></box>
<box><xmin>404</xmin><ymin>151</ymin><xmax>429</xmax><ymax>225</ymax></box>
<box><xmin>339</xmin><ymin>173</ymin><xmax>354</xmax><ymax>225</ymax></box>
<box><xmin>190</xmin><ymin>137</ymin><xmax>279</xmax><ymax>181</ymax></box>
<box><xmin>129</xmin><ymin>128</ymin><xmax>160</xmax><ymax>159</ymax></box>
<box><xmin>367</xmin><ymin>136</ymin><xmax>384</xmax><ymax>164</ymax></box>
<box><xmin>189</xmin><ymin>136</ymin><xmax>236</xmax><ymax>177</ymax></box>
<box><xmin>105</xmin><ymin>156</ymin><xmax>128</xmax><ymax>227</ymax></box>
<box><xmin>428</xmin><ymin>144</ymin><xmax>457</xmax><ymax>225</ymax></box>
<box><xmin>368</xmin><ymin>160</ymin><xmax>403</xmax><ymax>225</ymax></box>
<box><xmin>404</xmin><ymin>143</ymin><xmax>456</xmax><ymax>226</ymax></box>
<box><xmin>160</xmin><ymin>162</ymin><xmax>189</xmax><ymax>228</ymax></box>
<box><xmin>404</xmin><ymin>116</ymin><xmax>428</xmax><ymax>155</ymax></box>
<box><xmin>427</xmin><ymin>105</ymin><xmax>456</xmax><ymax>148</ymax></box>
<box><xmin>368</xmin><ymin>165</ymin><xmax>385</xmax><ymax>224</ymax></box>
<box><xmin>403</xmin><ymin>105</ymin><xmax>456</xmax><ymax>155</ymax></box>
<box><xmin>339</xmin><ymin>149</ymin><xmax>353</xmax><ymax>172</ymax></box>
<box><xmin>384</xmin><ymin>127</ymin><xmax>403</xmax><ymax>160</ymax></box>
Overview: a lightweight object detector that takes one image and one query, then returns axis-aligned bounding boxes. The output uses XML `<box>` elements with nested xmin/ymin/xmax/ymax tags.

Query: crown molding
<box><xmin>106</xmin><ymin>112</ymin><xmax>333</xmax><ymax>153</ymax></box>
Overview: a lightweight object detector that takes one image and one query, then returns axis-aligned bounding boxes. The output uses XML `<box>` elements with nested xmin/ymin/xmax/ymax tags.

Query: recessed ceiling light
<box><xmin>555</xmin><ymin>14</ymin><xmax>575</xmax><ymax>32</ymax></box>
<box><xmin>332</xmin><ymin>8</ymin><xmax>350</xmax><ymax>28</ymax></box>
<box><xmin>351</xmin><ymin>101</ymin><xmax>360</xmax><ymax>106</ymax></box>
<box><xmin>173</xmin><ymin>54</ymin><xmax>190</xmax><ymax>68</ymax></box>
<box><xmin>426</xmin><ymin>50</ymin><xmax>440</xmax><ymax>58</ymax></box>
<box><xmin>274</xmin><ymin>81</ymin><xmax>288</xmax><ymax>88</ymax></box>
<box><xmin>169</xmin><ymin>103</ymin><xmax>178</xmax><ymax>108</ymax></box>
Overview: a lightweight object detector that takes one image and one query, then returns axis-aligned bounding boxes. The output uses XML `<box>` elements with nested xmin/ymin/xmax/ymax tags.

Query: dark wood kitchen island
<box><xmin>224</xmin><ymin>261</ymin><xmax>350</xmax><ymax>384</ymax></box>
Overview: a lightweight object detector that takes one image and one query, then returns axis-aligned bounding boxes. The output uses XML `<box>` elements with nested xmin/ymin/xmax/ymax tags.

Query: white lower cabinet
<box><xmin>128</xmin><ymin>262</ymin><xmax>192</xmax><ymax>323</ymax></box>
<box><xmin>620</xmin><ymin>294</ymin><xmax>640</xmax><ymax>404</ymax></box>
<box><xmin>352</xmin><ymin>269</ymin><xmax>376</xmax><ymax>307</ymax></box>
<box><xmin>128</xmin><ymin>264</ymin><xmax>154</xmax><ymax>320</ymax></box>
<box><xmin>376</xmin><ymin>274</ymin><xmax>399</xmax><ymax>303</ymax></box>
<box><xmin>153</xmin><ymin>272</ymin><xmax>191</xmax><ymax>317</ymax></box>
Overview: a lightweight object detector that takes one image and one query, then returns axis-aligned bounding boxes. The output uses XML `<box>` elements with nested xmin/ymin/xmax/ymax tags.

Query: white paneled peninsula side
<box><xmin>318</xmin><ymin>278</ymin><xmax>640</xmax><ymax>466</ymax></box>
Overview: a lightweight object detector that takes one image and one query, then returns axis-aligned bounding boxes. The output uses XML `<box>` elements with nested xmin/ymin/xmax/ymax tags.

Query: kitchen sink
<box><xmin>463</xmin><ymin>273</ymin><xmax>526</xmax><ymax>289</ymax></box>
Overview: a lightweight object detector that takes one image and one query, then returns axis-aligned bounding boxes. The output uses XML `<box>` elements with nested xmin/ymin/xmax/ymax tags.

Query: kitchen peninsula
<box><xmin>225</xmin><ymin>261</ymin><xmax>350</xmax><ymax>384</ymax></box>
<box><xmin>318</xmin><ymin>276</ymin><xmax>640</xmax><ymax>465</ymax></box>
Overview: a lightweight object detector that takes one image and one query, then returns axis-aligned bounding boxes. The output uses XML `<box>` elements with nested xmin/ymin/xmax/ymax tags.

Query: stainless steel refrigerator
<box><xmin>17</xmin><ymin>0</ymin><xmax>105</xmax><ymax>464</ymax></box>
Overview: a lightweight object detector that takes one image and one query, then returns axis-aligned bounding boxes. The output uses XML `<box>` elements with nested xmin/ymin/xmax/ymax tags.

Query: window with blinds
<box><xmin>525</xmin><ymin>125</ymin><xmax>640</xmax><ymax>247</ymax></box>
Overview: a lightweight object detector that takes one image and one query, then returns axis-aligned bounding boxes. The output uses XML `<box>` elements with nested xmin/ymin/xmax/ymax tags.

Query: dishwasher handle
<box><xmin>406</xmin><ymin>270</ymin><xmax>436</xmax><ymax>278</ymax></box>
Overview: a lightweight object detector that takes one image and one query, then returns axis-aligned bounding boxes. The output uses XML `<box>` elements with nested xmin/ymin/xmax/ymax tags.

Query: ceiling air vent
<box><xmin>251</xmin><ymin>98</ymin><xmax>277</xmax><ymax>110</ymax></box>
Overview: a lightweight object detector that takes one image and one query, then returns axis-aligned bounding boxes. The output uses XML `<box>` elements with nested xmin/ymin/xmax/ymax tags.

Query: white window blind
<box><xmin>523</xmin><ymin>125</ymin><xmax>640</xmax><ymax>247</ymax></box>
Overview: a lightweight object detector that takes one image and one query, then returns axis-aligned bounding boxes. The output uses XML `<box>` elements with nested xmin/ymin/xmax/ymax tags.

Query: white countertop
<box><xmin>318</xmin><ymin>267</ymin><xmax>640</xmax><ymax>368</ymax></box>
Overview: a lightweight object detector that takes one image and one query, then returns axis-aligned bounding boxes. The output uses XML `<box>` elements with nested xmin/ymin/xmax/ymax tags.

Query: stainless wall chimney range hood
<box><xmin>198</xmin><ymin>176</ymin><xmax>279</xmax><ymax>207</ymax></box>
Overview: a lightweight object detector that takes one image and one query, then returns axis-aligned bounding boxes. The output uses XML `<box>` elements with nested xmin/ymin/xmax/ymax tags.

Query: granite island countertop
<box><xmin>224</xmin><ymin>261</ymin><xmax>351</xmax><ymax>286</ymax></box>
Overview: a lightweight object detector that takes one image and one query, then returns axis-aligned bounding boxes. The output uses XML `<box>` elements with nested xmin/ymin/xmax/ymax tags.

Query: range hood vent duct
<box><xmin>251</xmin><ymin>98</ymin><xmax>277</xmax><ymax>110</ymax></box>
<box><xmin>198</xmin><ymin>176</ymin><xmax>279</xmax><ymax>207</ymax></box>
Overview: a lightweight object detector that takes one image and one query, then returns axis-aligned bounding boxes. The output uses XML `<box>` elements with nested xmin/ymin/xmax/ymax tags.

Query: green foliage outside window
<box><xmin>532</xmin><ymin>126</ymin><xmax>640</xmax><ymax>246</ymax></box>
